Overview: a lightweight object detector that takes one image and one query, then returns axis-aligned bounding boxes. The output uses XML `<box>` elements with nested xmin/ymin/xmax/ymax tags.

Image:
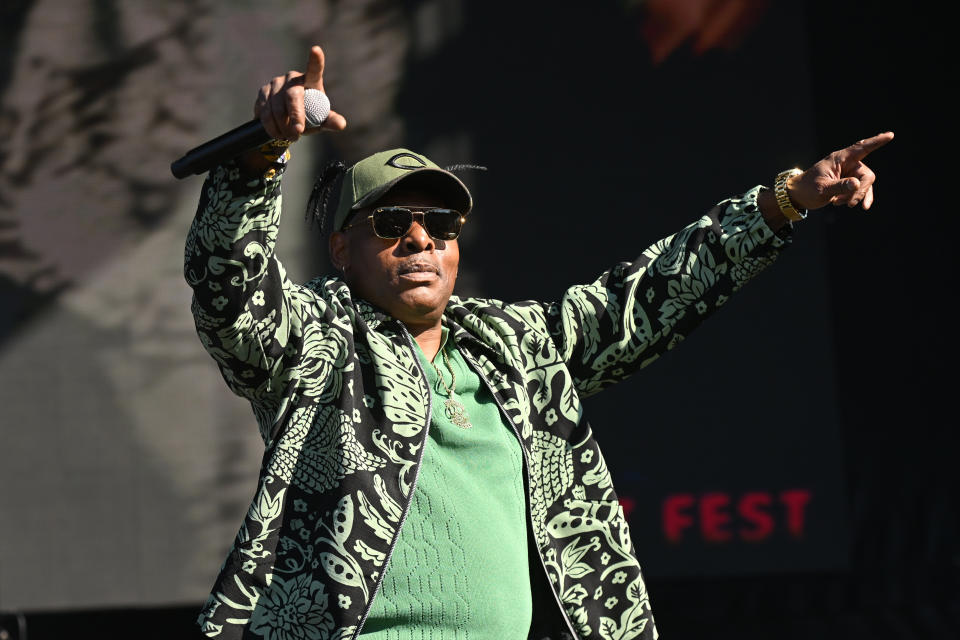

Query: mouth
<box><xmin>397</xmin><ymin>261</ymin><xmax>440</xmax><ymax>282</ymax></box>
<box><xmin>398</xmin><ymin>261</ymin><xmax>440</xmax><ymax>276</ymax></box>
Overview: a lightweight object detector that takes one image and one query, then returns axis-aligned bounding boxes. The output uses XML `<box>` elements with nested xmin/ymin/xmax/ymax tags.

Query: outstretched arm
<box><xmin>185</xmin><ymin>46</ymin><xmax>348</xmax><ymax>438</ymax></box>
<box><xmin>512</xmin><ymin>133</ymin><xmax>895</xmax><ymax>397</ymax></box>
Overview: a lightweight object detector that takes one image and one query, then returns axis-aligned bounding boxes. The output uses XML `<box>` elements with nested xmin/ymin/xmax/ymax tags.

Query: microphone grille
<box><xmin>304</xmin><ymin>89</ymin><xmax>331</xmax><ymax>128</ymax></box>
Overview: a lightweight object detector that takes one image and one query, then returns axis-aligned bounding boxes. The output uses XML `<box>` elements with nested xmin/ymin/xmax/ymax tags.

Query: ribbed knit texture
<box><xmin>359</xmin><ymin>329</ymin><xmax>532</xmax><ymax>638</ymax></box>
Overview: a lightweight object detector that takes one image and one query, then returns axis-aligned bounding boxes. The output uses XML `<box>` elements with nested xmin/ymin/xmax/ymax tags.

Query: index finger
<box><xmin>844</xmin><ymin>131</ymin><xmax>895</xmax><ymax>161</ymax></box>
<box><xmin>304</xmin><ymin>45</ymin><xmax>325</xmax><ymax>90</ymax></box>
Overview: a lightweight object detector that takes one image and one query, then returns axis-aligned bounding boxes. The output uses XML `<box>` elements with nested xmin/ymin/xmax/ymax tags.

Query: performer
<box><xmin>184</xmin><ymin>45</ymin><xmax>892</xmax><ymax>639</ymax></box>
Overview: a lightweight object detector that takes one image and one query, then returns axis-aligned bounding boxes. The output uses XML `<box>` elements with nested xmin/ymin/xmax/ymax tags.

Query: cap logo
<box><xmin>386</xmin><ymin>152</ymin><xmax>427</xmax><ymax>170</ymax></box>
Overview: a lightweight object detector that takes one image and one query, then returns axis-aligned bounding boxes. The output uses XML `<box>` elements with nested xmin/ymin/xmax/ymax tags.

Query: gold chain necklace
<box><xmin>432</xmin><ymin>349</ymin><xmax>472</xmax><ymax>429</ymax></box>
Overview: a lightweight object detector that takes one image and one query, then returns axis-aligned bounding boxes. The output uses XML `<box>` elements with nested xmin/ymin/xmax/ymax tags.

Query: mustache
<box><xmin>396</xmin><ymin>259</ymin><xmax>441</xmax><ymax>276</ymax></box>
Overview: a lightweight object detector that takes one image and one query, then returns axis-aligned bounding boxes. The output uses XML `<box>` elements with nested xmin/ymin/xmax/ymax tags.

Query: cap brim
<box><xmin>351</xmin><ymin>167</ymin><xmax>473</xmax><ymax>216</ymax></box>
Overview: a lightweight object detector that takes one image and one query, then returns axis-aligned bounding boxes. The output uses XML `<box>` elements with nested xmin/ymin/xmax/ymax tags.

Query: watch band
<box><xmin>774</xmin><ymin>168</ymin><xmax>807</xmax><ymax>221</ymax></box>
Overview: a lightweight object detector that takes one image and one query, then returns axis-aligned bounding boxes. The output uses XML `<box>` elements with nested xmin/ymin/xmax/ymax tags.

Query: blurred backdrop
<box><xmin>0</xmin><ymin>1</ymin><xmax>954</xmax><ymax>638</ymax></box>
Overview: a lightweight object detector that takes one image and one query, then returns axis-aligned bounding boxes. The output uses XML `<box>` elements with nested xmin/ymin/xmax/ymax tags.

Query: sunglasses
<box><xmin>341</xmin><ymin>206</ymin><xmax>466</xmax><ymax>240</ymax></box>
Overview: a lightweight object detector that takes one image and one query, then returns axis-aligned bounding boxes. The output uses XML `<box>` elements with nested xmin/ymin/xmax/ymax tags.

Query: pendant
<box><xmin>444</xmin><ymin>397</ymin><xmax>473</xmax><ymax>429</ymax></box>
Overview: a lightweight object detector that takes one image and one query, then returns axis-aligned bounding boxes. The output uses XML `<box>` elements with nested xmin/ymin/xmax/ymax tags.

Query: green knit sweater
<box><xmin>359</xmin><ymin>328</ymin><xmax>532</xmax><ymax>638</ymax></box>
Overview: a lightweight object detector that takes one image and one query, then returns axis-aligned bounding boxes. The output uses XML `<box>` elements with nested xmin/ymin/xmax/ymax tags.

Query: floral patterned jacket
<box><xmin>184</xmin><ymin>160</ymin><xmax>789</xmax><ymax>640</ymax></box>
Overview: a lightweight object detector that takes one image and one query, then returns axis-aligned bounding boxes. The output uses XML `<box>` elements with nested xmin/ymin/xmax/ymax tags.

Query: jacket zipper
<box><xmin>459</xmin><ymin>349</ymin><xmax>580</xmax><ymax>640</ymax></box>
<box><xmin>353</xmin><ymin>325</ymin><xmax>433</xmax><ymax>637</ymax></box>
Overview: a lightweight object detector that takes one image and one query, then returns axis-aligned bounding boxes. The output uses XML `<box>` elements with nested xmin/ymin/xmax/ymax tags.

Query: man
<box><xmin>185</xmin><ymin>46</ymin><xmax>892</xmax><ymax>639</ymax></box>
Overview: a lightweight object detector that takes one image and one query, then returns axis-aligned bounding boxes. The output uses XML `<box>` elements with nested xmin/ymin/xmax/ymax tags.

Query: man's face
<box><xmin>329</xmin><ymin>186</ymin><xmax>460</xmax><ymax>330</ymax></box>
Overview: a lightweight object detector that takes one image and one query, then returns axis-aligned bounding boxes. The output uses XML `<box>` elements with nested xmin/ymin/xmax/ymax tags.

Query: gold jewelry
<box><xmin>256</xmin><ymin>139</ymin><xmax>293</xmax><ymax>172</ymax></box>
<box><xmin>432</xmin><ymin>350</ymin><xmax>472</xmax><ymax>429</ymax></box>
<box><xmin>774</xmin><ymin>168</ymin><xmax>807</xmax><ymax>221</ymax></box>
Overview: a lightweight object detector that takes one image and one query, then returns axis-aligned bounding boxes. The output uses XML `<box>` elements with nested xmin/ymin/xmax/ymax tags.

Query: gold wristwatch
<box><xmin>774</xmin><ymin>168</ymin><xmax>807</xmax><ymax>222</ymax></box>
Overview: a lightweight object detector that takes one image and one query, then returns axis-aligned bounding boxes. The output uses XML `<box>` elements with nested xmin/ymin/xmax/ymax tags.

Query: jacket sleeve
<box><xmin>184</xmin><ymin>157</ymin><xmax>335</xmax><ymax>438</ymax></box>
<box><xmin>510</xmin><ymin>186</ymin><xmax>791</xmax><ymax>398</ymax></box>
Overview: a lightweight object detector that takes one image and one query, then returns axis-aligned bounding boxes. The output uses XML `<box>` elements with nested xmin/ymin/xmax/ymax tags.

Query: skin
<box><xmin>757</xmin><ymin>131</ymin><xmax>895</xmax><ymax>232</ymax></box>
<box><xmin>249</xmin><ymin>44</ymin><xmax>894</xmax><ymax>356</ymax></box>
<box><xmin>241</xmin><ymin>46</ymin><xmax>346</xmax><ymax>176</ymax></box>
<box><xmin>329</xmin><ymin>188</ymin><xmax>461</xmax><ymax>360</ymax></box>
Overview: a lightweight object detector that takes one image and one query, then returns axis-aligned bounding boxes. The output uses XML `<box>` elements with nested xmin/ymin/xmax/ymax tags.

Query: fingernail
<box><xmin>846</xmin><ymin>182</ymin><xmax>856</xmax><ymax>191</ymax></box>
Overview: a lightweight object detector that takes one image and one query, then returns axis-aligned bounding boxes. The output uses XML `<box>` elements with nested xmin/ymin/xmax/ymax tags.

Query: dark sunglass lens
<box><xmin>425</xmin><ymin>209</ymin><xmax>462</xmax><ymax>239</ymax></box>
<box><xmin>372</xmin><ymin>207</ymin><xmax>413</xmax><ymax>238</ymax></box>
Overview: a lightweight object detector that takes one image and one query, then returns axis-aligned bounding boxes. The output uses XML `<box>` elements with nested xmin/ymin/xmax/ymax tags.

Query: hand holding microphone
<box><xmin>254</xmin><ymin>46</ymin><xmax>347</xmax><ymax>141</ymax></box>
<box><xmin>171</xmin><ymin>46</ymin><xmax>347</xmax><ymax>179</ymax></box>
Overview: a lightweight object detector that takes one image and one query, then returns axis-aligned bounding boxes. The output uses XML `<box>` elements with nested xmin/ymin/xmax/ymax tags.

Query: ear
<box><xmin>329</xmin><ymin>230</ymin><xmax>349</xmax><ymax>272</ymax></box>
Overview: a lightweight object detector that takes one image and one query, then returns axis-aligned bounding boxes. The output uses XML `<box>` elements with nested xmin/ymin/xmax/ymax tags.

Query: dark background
<box><xmin>1</xmin><ymin>0</ymin><xmax>955</xmax><ymax>638</ymax></box>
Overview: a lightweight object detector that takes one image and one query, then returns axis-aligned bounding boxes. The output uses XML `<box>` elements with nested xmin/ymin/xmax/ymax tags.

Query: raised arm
<box><xmin>512</xmin><ymin>133</ymin><xmax>894</xmax><ymax>397</ymax></box>
<box><xmin>183</xmin><ymin>46</ymin><xmax>348</xmax><ymax>438</ymax></box>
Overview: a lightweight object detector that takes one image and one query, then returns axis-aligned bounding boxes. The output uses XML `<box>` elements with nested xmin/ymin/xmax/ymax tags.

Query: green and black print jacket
<box><xmin>185</xmin><ymin>160</ymin><xmax>790</xmax><ymax>640</ymax></box>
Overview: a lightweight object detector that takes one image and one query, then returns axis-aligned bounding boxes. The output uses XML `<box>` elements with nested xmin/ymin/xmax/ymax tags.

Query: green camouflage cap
<box><xmin>333</xmin><ymin>148</ymin><xmax>473</xmax><ymax>231</ymax></box>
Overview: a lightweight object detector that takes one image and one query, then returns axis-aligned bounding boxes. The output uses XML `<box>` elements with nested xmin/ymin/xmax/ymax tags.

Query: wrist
<box><xmin>773</xmin><ymin>168</ymin><xmax>807</xmax><ymax>221</ymax></box>
<box><xmin>758</xmin><ymin>187</ymin><xmax>790</xmax><ymax>232</ymax></box>
<box><xmin>238</xmin><ymin>140</ymin><xmax>292</xmax><ymax>178</ymax></box>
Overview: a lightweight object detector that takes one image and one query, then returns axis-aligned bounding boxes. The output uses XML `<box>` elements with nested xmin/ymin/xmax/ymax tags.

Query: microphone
<box><xmin>171</xmin><ymin>89</ymin><xmax>330</xmax><ymax>179</ymax></box>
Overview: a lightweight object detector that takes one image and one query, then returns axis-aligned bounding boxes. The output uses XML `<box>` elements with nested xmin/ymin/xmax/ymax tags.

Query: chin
<box><xmin>392</xmin><ymin>292</ymin><xmax>449</xmax><ymax>324</ymax></box>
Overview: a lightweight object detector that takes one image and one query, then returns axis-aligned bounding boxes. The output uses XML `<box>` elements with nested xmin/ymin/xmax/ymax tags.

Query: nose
<box><xmin>400</xmin><ymin>212</ymin><xmax>435</xmax><ymax>253</ymax></box>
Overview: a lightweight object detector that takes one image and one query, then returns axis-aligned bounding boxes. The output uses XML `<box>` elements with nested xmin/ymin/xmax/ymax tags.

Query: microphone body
<box><xmin>171</xmin><ymin>119</ymin><xmax>270</xmax><ymax>179</ymax></box>
<box><xmin>171</xmin><ymin>89</ymin><xmax>330</xmax><ymax>179</ymax></box>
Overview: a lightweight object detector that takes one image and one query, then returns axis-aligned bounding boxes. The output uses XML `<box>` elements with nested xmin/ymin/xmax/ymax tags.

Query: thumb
<box><xmin>823</xmin><ymin>177</ymin><xmax>860</xmax><ymax>199</ymax></box>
